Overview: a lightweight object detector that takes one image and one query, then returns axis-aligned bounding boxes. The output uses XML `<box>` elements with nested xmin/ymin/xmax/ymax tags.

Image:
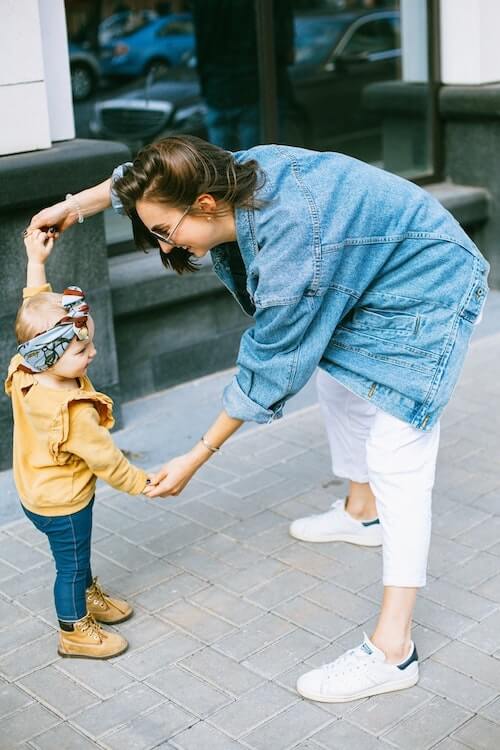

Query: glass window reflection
<box><xmin>66</xmin><ymin>0</ymin><xmax>433</xmax><ymax>181</ymax></box>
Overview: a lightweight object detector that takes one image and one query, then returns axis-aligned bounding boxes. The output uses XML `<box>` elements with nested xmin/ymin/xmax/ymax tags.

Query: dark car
<box><xmin>290</xmin><ymin>11</ymin><xmax>400</xmax><ymax>154</ymax></box>
<box><xmin>89</xmin><ymin>10</ymin><xmax>400</xmax><ymax>157</ymax></box>
<box><xmin>89</xmin><ymin>64</ymin><xmax>205</xmax><ymax>150</ymax></box>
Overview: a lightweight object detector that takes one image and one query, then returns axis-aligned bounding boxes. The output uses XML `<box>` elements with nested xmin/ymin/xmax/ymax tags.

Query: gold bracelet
<box><xmin>200</xmin><ymin>435</ymin><xmax>220</xmax><ymax>454</ymax></box>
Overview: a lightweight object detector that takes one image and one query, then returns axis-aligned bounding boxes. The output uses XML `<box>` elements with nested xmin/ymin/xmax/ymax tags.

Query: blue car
<box><xmin>100</xmin><ymin>13</ymin><xmax>194</xmax><ymax>79</ymax></box>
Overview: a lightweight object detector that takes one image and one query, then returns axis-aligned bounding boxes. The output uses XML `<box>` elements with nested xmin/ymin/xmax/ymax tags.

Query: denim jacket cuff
<box><xmin>222</xmin><ymin>378</ymin><xmax>284</xmax><ymax>424</ymax></box>
<box><xmin>110</xmin><ymin>162</ymin><xmax>133</xmax><ymax>215</ymax></box>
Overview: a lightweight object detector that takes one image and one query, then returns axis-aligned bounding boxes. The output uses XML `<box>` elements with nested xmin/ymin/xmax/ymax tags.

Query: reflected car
<box><xmin>291</xmin><ymin>10</ymin><xmax>400</xmax><ymax>155</ymax></box>
<box><xmin>100</xmin><ymin>13</ymin><xmax>194</xmax><ymax>79</ymax></box>
<box><xmin>90</xmin><ymin>10</ymin><xmax>400</xmax><ymax>157</ymax></box>
<box><xmin>89</xmin><ymin>69</ymin><xmax>205</xmax><ymax>151</ymax></box>
<box><xmin>69</xmin><ymin>42</ymin><xmax>101</xmax><ymax>101</ymax></box>
<box><xmin>98</xmin><ymin>10</ymin><xmax>158</xmax><ymax>47</ymax></box>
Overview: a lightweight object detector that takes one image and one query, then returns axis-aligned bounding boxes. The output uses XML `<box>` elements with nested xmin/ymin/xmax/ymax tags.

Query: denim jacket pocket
<box><xmin>345</xmin><ymin>306</ymin><xmax>419</xmax><ymax>338</ymax></box>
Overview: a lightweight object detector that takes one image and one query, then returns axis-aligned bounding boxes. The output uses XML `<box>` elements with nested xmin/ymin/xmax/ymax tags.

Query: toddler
<box><xmin>5</xmin><ymin>229</ymin><xmax>154</xmax><ymax>659</ymax></box>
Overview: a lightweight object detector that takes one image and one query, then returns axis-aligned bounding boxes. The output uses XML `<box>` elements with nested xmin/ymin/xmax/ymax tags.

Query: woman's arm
<box><xmin>28</xmin><ymin>178</ymin><xmax>112</xmax><ymax>236</ymax></box>
<box><xmin>144</xmin><ymin>410</ymin><xmax>243</xmax><ymax>498</ymax></box>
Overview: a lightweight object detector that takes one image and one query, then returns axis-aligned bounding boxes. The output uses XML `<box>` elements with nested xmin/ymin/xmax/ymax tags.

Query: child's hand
<box><xmin>143</xmin><ymin>454</ymin><xmax>199</xmax><ymax>498</ymax></box>
<box><xmin>143</xmin><ymin>475</ymin><xmax>158</xmax><ymax>498</ymax></box>
<box><xmin>24</xmin><ymin>228</ymin><xmax>55</xmax><ymax>265</ymax></box>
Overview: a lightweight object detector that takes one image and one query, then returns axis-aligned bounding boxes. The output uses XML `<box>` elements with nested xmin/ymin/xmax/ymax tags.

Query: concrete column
<box><xmin>0</xmin><ymin>0</ymin><xmax>51</xmax><ymax>155</ymax></box>
<box><xmin>38</xmin><ymin>0</ymin><xmax>75</xmax><ymax>142</ymax></box>
<box><xmin>0</xmin><ymin>0</ymin><xmax>74</xmax><ymax>156</ymax></box>
<box><xmin>441</xmin><ymin>0</ymin><xmax>500</xmax><ymax>85</ymax></box>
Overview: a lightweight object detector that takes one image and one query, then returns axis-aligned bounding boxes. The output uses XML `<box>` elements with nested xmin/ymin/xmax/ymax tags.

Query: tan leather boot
<box><xmin>86</xmin><ymin>577</ymin><xmax>133</xmax><ymax>624</ymax></box>
<box><xmin>58</xmin><ymin>613</ymin><xmax>128</xmax><ymax>659</ymax></box>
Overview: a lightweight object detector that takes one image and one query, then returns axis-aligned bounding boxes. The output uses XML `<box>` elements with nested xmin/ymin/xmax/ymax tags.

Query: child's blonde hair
<box><xmin>15</xmin><ymin>292</ymin><xmax>66</xmax><ymax>344</ymax></box>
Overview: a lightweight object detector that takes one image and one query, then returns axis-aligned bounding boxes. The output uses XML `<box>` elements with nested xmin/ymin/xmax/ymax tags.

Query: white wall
<box><xmin>39</xmin><ymin>0</ymin><xmax>75</xmax><ymax>142</ymax></box>
<box><xmin>441</xmin><ymin>0</ymin><xmax>500</xmax><ymax>85</ymax></box>
<box><xmin>0</xmin><ymin>0</ymin><xmax>51</xmax><ymax>155</ymax></box>
<box><xmin>0</xmin><ymin>0</ymin><xmax>74</xmax><ymax>156</ymax></box>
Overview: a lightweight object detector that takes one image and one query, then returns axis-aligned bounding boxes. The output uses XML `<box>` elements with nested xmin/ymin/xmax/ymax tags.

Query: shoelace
<box><xmin>324</xmin><ymin>645</ymin><xmax>373</xmax><ymax>679</ymax></box>
<box><xmin>76</xmin><ymin>613</ymin><xmax>103</xmax><ymax>642</ymax></box>
<box><xmin>86</xmin><ymin>577</ymin><xmax>108</xmax><ymax>610</ymax></box>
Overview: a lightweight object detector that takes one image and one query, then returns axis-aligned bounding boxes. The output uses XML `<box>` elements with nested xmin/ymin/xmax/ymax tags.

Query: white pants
<box><xmin>317</xmin><ymin>369</ymin><xmax>440</xmax><ymax>587</ymax></box>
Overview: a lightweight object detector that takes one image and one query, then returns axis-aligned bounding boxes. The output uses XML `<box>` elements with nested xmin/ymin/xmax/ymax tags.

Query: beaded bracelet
<box><xmin>65</xmin><ymin>193</ymin><xmax>85</xmax><ymax>224</ymax></box>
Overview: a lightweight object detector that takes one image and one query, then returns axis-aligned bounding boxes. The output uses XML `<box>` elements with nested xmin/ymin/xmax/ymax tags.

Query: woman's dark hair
<box><xmin>113</xmin><ymin>135</ymin><xmax>265</xmax><ymax>274</ymax></box>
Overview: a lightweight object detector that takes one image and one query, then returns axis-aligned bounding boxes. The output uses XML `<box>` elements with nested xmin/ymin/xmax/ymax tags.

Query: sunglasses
<box><xmin>148</xmin><ymin>205</ymin><xmax>191</xmax><ymax>247</ymax></box>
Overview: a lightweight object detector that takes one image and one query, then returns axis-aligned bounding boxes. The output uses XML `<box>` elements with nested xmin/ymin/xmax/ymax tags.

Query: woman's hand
<box><xmin>143</xmin><ymin>412</ymin><xmax>243</xmax><ymax>499</ymax></box>
<box><xmin>143</xmin><ymin>452</ymin><xmax>203</xmax><ymax>498</ymax></box>
<box><xmin>28</xmin><ymin>178</ymin><xmax>113</xmax><ymax>237</ymax></box>
<box><xmin>28</xmin><ymin>199</ymin><xmax>78</xmax><ymax>238</ymax></box>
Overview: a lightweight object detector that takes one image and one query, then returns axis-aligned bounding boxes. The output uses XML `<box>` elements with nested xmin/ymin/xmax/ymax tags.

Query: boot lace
<box><xmin>76</xmin><ymin>613</ymin><xmax>103</xmax><ymax>642</ymax></box>
<box><xmin>87</xmin><ymin>577</ymin><xmax>108</xmax><ymax>610</ymax></box>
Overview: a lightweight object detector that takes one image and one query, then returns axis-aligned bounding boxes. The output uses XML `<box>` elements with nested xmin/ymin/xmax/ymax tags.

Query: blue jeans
<box><xmin>22</xmin><ymin>500</ymin><xmax>94</xmax><ymax>622</ymax></box>
<box><xmin>206</xmin><ymin>104</ymin><xmax>261</xmax><ymax>151</ymax></box>
<box><xmin>205</xmin><ymin>100</ymin><xmax>289</xmax><ymax>151</ymax></box>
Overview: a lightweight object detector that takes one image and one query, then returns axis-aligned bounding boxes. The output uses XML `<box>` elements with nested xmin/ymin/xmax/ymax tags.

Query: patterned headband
<box><xmin>17</xmin><ymin>287</ymin><xmax>90</xmax><ymax>372</ymax></box>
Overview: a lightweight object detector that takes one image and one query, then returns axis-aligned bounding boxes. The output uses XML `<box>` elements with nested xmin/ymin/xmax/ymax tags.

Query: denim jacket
<box><xmin>111</xmin><ymin>146</ymin><xmax>489</xmax><ymax>430</ymax></box>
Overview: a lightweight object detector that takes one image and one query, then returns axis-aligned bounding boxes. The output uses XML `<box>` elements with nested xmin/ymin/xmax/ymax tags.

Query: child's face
<box><xmin>50</xmin><ymin>315</ymin><xmax>97</xmax><ymax>379</ymax></box>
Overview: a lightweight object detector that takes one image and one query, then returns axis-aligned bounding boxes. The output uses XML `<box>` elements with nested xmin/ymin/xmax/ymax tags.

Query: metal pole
<box><xmin>427</xmin><ymin>0</ymin><xmax>443</xmax><ymax>182</ymax></box>
<box><xmin>255</xmin><ymin>0</ymin><xmax>279</xmax><ymax>144</ymax></box>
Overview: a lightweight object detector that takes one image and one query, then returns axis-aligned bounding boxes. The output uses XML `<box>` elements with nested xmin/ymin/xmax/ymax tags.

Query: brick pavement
<box><xmin>0</xmin><ymin>319</ymin><xmax>499</xmax><ymax>748</ymax></box>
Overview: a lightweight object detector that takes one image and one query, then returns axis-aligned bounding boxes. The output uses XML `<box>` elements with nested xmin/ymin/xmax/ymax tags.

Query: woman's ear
<box><xmin>195</xmin><ymin>193</ymin><xmax>218</xmax><ymax>214</ymax></box>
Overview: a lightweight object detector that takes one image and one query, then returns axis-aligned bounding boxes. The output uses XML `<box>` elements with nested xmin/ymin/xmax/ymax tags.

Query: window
<box><xmin>342</xmin><ymin>18</ymin><xmax>400</xmax><ymax>57</ymax></box>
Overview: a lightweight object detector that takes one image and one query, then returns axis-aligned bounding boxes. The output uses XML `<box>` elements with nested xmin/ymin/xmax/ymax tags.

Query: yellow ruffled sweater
<box><xmin>5</xmin><ymin>286</ymin><xmax>147</xmax><ymax>516</ymax></box>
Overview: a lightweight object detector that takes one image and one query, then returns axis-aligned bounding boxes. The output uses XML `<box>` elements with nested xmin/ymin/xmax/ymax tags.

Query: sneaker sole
<box><xmin>57</xmin><ymin>642</ymin><xmax>129</xmax><ymax>660</ymax></box>
<box><xmin>289</xmin><ymin>529</ymin><xmax>382</xmax><ymax>546</ymax></box>
<box><xmin>297</xmin><ymin>673</ymin><xmax>418</xmax><ymax>703</ymax></box>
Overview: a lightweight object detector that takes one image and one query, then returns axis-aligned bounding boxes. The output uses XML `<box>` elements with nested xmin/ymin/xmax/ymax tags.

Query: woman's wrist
<box><xmin>189</xmin><ymin>412</ymin><xmax>242</xmax><ymax>468</ymax></box>
<box><xmin>64</xmin><ymin>179</ymin><xmax>112</xmax><ymax>223</ymax></box>
<box><xmin>65</xmin><ymin>194</ymin><xmax>85</xmax><ymax>223</ymax></box>
<box><xmin>189</xmin><ymin>440</ymin><xmax>216</xmax><ymax>467</ymax></box>
<box><xmin>57</xmin><ymin>197</ymin><xmax>79</xmax><ymax>226</ymax></box>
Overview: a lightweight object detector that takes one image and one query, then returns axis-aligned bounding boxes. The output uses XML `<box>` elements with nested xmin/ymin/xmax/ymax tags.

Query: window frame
<box><xmin>335</xmin><ymin>12</ymin><xmax>401</xmax><ymax>61</ymax></box>
<box><xmin>255</xmin><ymin>0</ymin><xmax>443</xmax><ymax>185</ymax></box>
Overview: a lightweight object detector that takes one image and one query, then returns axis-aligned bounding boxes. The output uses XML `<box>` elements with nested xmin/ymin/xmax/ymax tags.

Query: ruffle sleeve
<box><xmin>48</xmin><ymin>390</ymin><xmax>114</xmax><ymax>464</ymax></box>
<box><xmin>4</xmin><ymin>355</ymin><xmax>35</xmax><ymax>397</ymax></box>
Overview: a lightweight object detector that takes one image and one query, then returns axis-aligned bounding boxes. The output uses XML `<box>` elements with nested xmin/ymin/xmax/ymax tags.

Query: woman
<box><xmin>29</xmin><ymin>135</ymin><xmax>489</xmax><ymax>703</ymax></box>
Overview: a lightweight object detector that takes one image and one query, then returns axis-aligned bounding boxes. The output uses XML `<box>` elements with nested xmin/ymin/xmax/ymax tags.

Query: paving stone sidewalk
<box><xmin>1</xmin><ymin>302</ymin><xmax>500</xmax><ymax>749</ymax></box>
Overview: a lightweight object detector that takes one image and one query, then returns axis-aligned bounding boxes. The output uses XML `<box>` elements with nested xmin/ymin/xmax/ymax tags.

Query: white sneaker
<box><xmin>289</xmin><ymin>499</ymin><xmax>382</xmax><ymax>546</ymax></box>
<box><xmin>296</xmin><ymin>634</ymin><xmax>419</xmax><ymax>703</ymax></box>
